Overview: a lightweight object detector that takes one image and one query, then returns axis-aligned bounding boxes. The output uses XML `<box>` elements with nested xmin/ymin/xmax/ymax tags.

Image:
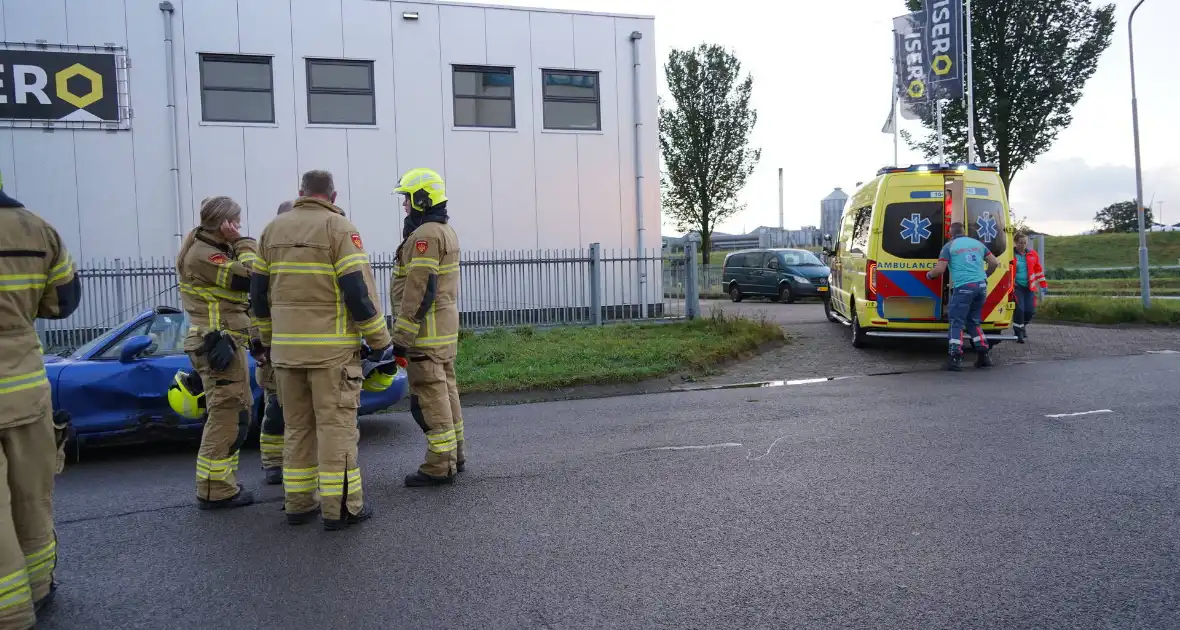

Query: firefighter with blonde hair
<box><xmin>173</xmin><ymin>195</ymin><xmax>261</xmax><ymax>509</ymax></box>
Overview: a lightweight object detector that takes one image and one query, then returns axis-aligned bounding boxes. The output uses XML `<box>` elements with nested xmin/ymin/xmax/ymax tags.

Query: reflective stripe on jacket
<box><xmin>252</xmin><ymin>196</ymin><xmax>390</xmax><ymax>369</ymax></box>
<box><xmin>176</xmin><ymin>230</ymin><xmax>259</xmax><ymax>352</ymax></box>
<box><xmin>1025</xmin><ymin>249</ymin><xmax>1048</xmax><ymax>290</ymax></box>
<box><xmin>390</xmin><ymin>220</ymin><xmax>461</xmax><ymax>361</ymax></box>
<box><xmin>0</xmin><ymin>202</ymin><xmax>81</xmax><ymax>427</ymax></box>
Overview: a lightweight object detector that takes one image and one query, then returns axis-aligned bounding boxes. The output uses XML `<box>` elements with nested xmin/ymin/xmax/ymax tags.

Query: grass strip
<box><xmin>1038</xmin><ymin>297</ymin><xmax>1180</xmax><ymax>327</ymax></box>
<box><xmin>455</xmin><ymin>311</ymin><xmax>785</xmax><ymax>393</ymax></box>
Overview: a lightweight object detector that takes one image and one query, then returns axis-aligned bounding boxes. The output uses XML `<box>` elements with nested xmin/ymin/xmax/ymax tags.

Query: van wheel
<box><xmin>778</xmin><ymin>285</ymin><xmax>795</xmax><ymax>304</ymax></box>
<box><xmin>850</xmin><ymin>307</ymin><xmax>868</xmax><ymax>349</ymax></box>
<box><xmin>729</xmin><ymin>284</ymin><xmax>743</xmax><ymax>303</ymax></box>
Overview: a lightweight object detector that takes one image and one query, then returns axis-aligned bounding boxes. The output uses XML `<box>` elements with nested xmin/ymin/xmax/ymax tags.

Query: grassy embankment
<box><xmin>1043</xmin><ymin>231</ymin><xmax>1180</xmax><ymax>268</ymax></box>
<box><xmin>454</xmin><ymin>310</ymin><xmax>785</xmax><ymax>393</ymax></box>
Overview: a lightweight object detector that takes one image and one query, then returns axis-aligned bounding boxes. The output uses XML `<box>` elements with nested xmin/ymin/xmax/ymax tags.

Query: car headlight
<box><xmin>789</xmin><ymin>275</ymin><xmax>810</xmax><ymax>284</ymax></box>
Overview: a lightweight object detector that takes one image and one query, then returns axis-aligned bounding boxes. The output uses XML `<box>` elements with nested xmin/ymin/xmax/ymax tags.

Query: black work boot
<box><xmin>285</xmin><ymin>505</ymin><xmax>321</xmax><ymax>526</ymax></box>
<box><xmin>323</xmin><ymin>504</ymin><xmax>374</xmax><ymax>532</ymax></box>
<box><xmin>457</xmin><ymin>460</ymin><xmax>466</xmax><ymax>474</ymax></box>
<box><xmin>198</xmin><ymin>485</ymin><xmax>254</xmax><ymax>510</ymax></box>
<box><xmin>1015</xmin><ymin>326</ymin><xmax>1026</xmax><ymax>343</ymax></box>
<box><xmin>263</xmin><ymin>466</ymin><xmax>282</xmax><ymax>486</ymax></box>
<box><xmin>947</xmin><ymin>354</ymin><xmax>964</xmax><ymax>372</ymax></box>
<box><xmin>405</xmin><ymin>471</ymin><xmax>455</xmax><ymax>487</ymax></box>
<box><xmin>975</xmin><ymin>349</ymin><xmax>994</xmax><ymax>368</ymax></box>
<box><xmin>34</xmin><ymin>581</ymin><xmax>58</xmax><ymax>615</ymax></box>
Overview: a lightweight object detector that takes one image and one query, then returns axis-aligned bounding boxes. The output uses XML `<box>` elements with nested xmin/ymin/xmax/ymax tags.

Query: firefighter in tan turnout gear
<box><xmin>176</xmin><ymin>196</ymin><xmax>261</xmax><ymax>510</ymax></box>
<box><xmin>0</xmin><ymin>172</ymin><xmax>81</xmax><ymax>629</ymax></box>
<box><xmin>256</xmin><ymin>200</ymin><xmax>294</xmax><ymax>485</ymax></box>
<box><xmin>252</xmin><ymin>170</ymin><xmax>390</xmax><ymax>531</ymax></box>
<box><xmin>391</xmin><ymin>168</ymin><xmax>466</xmax><ymax>487</ymax></box>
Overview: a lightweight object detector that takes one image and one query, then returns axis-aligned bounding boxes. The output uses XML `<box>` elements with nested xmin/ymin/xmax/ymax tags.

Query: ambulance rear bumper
<box><xmin>865</xmin><ymin>330</ymin><xmax>1019</xmax><ymax>341</ymax></box>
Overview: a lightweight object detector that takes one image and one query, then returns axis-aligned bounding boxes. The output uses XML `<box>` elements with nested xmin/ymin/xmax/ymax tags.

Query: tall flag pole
<box><xmin>965</xmin><ymin>0</ymin><xmax>977</xmax><ymax>163</ymax></box>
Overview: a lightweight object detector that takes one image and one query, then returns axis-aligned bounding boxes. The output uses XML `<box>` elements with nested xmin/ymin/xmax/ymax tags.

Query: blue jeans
<box><xmin>1013</xmin><ymin>285</ymin><xmax>1036</xmax><ymax>329</ymax></box>
<box><xmin>947</xmin><ymin>281</ymin><xmax>987</xmax><ymax>356</ymax></box>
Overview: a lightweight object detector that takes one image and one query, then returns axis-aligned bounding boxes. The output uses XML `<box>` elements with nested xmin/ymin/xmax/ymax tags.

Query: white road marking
<box><xmin>1045</xmin><ymin>409</ymin><xmax>1113</xmax><ymax>419</ymax></box>
<box><xmin>1147</xmin><ymin>350</ymin><xmax>1179</xmax><ymax>354</ymax></box>
<box><xmin>747</xmin><ymin>436</ymin><xmax>789</xmax><ymax>461</ymax></box>
<box><xmin>639</xmin><ymin>443</ymin><xmax>743</xmax><ymax>452</ymax></box>
<box><xmin>785</xmin><ymin>377</ymin><xmax>831</xmax><ymax>386</ymax></box>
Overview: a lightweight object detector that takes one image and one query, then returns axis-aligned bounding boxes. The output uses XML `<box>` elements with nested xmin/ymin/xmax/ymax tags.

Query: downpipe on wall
<box><xmin>160</xmin><ymin>1</ymin><xmax>184</xmax><ymax>254</ymax></box>
<box><xmin>630</xmin><ymin>31</ymin><xmax>647</xmax><ymax>319</ymax></box>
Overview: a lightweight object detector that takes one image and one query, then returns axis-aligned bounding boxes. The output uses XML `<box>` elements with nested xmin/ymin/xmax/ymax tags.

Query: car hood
<box><xmin>42</xmin><ymin>354</ymin><xmax>68</xmax><ymax>365</ymax></box>
<box><xmin>787</xmin><ymin>265</ymin><xmax>830</xmax><ymax>280</ymax></box>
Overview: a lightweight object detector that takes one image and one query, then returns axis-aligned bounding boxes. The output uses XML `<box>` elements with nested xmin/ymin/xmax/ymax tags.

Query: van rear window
<box><xmin>967</xmin><ymin>198</ymin><xmax>1006</xmax><ymax>256</ymax></box>
<box><xmin>881</xmin><ymin>202</ymin><xmax>944</xmax><ymax>259</ymax></box>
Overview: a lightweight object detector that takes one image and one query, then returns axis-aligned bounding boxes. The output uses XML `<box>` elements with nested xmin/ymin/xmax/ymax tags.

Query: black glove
<box><xmin>202</xmin><ymin>330</ymin><xmax>236</xmax><ymax>372</ymax></box>
<box><xmin>364</xmin><ymin>343</ymin><xmax>392</xmax><ymax>362</ymax></box>
<box><xmin>249</xmin><ymin>337</ymin><xmax>269</xmax><ymax>365</ymax></box>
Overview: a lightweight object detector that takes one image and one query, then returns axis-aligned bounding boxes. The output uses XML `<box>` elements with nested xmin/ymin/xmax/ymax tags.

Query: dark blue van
<box><xmin>721</xmin><ymin>248</ymin><xmax>831</xmax><ymax>304</ymax></box>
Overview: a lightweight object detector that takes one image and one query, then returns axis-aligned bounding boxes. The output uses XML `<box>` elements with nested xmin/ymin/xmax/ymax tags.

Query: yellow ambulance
<box><xmin>822</xmin><ymin>163</ymin><xmax>1018</xmax><ymax>348</ymax></box>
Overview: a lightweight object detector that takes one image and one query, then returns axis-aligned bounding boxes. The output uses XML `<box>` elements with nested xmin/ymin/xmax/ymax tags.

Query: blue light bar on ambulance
<box><xmin>876</xmin><ymin>163</ymin><xmax>999</xmax><ymax>176</ymax></box>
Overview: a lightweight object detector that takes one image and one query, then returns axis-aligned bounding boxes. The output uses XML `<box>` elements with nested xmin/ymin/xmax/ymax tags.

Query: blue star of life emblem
<box><xmin>900</xmin><ymin>213</ymin><xmax>932</xmax><ymax>245</ymax></box>
<box><xmin>976</xmin><ymin>212</ymin><xmax>999</xmax><ymax>242</ymax></box>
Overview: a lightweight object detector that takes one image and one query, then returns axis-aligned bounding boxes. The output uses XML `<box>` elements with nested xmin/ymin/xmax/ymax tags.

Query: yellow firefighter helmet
<box><xmin>167</xmin><ymin>370</ymin><xmax>206</xmax><ymax>420</ymax></box>
<box><xmin>393</xmin><ymin>167</ymin><xmax>447</xmax><ymax>212</ymax></box>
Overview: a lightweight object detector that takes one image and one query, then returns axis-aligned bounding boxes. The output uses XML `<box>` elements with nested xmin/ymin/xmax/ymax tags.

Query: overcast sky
<box><xmin>475</xmin><ymin>0</ymin><xmax>1178</xmax><ymax>236</ymax></box>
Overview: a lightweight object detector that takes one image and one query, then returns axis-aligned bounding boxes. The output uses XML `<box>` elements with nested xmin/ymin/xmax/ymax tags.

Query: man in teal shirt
<box><xmin>927</xmin><ymin>222</ymin><xmax>1000</xmax><ymax>371</ymax></box>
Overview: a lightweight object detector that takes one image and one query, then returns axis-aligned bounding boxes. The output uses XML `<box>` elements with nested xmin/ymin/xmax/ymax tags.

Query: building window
<box><xmin>452</xmin><ymin>65</ymin><xmax>514</xmax><ymax>128</ymax></box>
<box><xmin>306</xmin><ymin>59</ymin><xmax>376</xmax><ymax>125</ymax></box>
<box><xmin>541</xmin><ymin>69</ymin><xmax>600</xmax><ymax>131</ymax></box>
<box><xmin>199</xmin><ymin>54</ymin><xmax>275</xmax><ymax>123</ymax></box>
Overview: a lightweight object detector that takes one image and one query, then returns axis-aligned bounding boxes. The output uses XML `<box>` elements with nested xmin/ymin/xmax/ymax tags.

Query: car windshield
<box><xmin>779</xmin><ymin>250</ymin><xmax>824</xmax><ymax>267</ymax></box>
<box><xmin>68</xmin><ymin>310</ymin><xmax>190</xmax><ymax>359</ymax></box>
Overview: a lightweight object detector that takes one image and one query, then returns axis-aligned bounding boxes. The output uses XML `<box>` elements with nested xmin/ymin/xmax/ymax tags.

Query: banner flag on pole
<box><xmin>925</xmin><ymin>0</ymin><xmax>964</xmax><ymax>100</ymax></box>
<box><xmin>893</xmin><ymin>12</ymin><xmax>930</xmax><ymax>120</ymax></box>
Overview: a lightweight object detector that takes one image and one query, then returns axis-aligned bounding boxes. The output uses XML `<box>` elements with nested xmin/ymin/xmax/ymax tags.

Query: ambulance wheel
<box><xmin>823</xmin><ymin>296</ymin><xmax>839</xmax><ymax>323</ymax></box>
<box><xmin>729</xmin><ymin>284</ymin><xmax>743</xmax><ymax>303</ymax></box>
<box><xmin>850</xmin><ymin>307</ymin><xmax>868</xmax><ymax>349</ymax></box>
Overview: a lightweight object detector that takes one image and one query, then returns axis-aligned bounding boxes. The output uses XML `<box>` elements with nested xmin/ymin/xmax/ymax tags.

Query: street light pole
<box><xmin>1129</xmin><ymin>0</ymin><xmax>1151</xmax><ymax>308</ymax></box>
<box><xmin>965</xmin><ymin>0</ymin><xmax>976</xmax><ymax>163</ymax></box>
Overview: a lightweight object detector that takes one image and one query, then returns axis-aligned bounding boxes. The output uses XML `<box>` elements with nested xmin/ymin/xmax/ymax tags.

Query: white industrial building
<box><xmin>0</xmin><ymin>0</ymin><xmax>660</xmax><ymax>264</ymax></box>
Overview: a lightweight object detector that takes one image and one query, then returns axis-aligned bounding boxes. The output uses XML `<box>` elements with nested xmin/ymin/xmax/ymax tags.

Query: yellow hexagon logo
<box><xmin>931</xmin><ymin>55</ymin><xmax>953</xmax><ymax>76</ymax></box>
<box><xmin>907</xmin><ymin>80</ymin><xmax>925</xmax><ymax>99</ymax></box>
<box><xmin>55</xmin><ymin>63</ymin><xmax>103</xmax><ymax>109</ymax></box>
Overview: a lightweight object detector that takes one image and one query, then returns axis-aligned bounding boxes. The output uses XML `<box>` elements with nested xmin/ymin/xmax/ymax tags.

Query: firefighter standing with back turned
<box><xmin>391</xmin><ymin>168</ymin><xmax>466</xmax><ymax>487</ymax></box>
<box><xmin>252</xmin><ymin>170</ymin><xmax>390</xmax><ymax>530</ymax></box>
<box><xmin>0</xmin><ymin>171</ymin><xmax>81</xmax><ymax>629</ymax></box>
<box><xmin>176</xmin><ymin>196</ymin><xmax>262</xmax><ymax>509</ymax></box>
<box><xmin>256</xmin><ymin>200</ymin><xmax>294</xmax><ymax>485</ymax></box>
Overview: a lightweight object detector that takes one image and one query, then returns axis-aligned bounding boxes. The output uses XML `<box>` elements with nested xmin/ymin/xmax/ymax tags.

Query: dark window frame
<box><xmin>850</xmin><ymin>206</ymin><xmax>872</xmax><ymax>255</ymax></box>
<box><xmin>541</xmin><ymin>68</ymin><xmax>601</xmax><ymax>131</ymax></box>
<box><xmin>198</xmin><ymin>53</ymin><xmax>275</xmax><ymax>124</ymax></box>
<box><xmin>305</xmin><ymin>58</ymin><xmax>376</xmax><ymax>126</ymax></box>
<box><xmin>451</xmin><ymin>65</ymin><xmax>515</xmax><ymax>129</ymax></box>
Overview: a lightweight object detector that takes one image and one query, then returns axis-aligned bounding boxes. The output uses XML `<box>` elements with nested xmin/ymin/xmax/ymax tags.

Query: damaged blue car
<box><xmin>43</xmin><ymin>306</ymin><xmax>408</xmax><ymax>449</ymax></box>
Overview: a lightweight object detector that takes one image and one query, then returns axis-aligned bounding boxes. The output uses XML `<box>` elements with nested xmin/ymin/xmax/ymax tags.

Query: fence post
<box><xmin>114</xmin><ymin>258</ymin><xmax>127</xmax><ymax>319</ymax></box>
<box><xmin>589</xmin><ymin>242</ymin><xmax>602</xmax><ymax>326</ymax></box>
<box><xmin>685</xmin><ymin>241</ymin><xmax>700</xmax><ymax>319</ymax></box>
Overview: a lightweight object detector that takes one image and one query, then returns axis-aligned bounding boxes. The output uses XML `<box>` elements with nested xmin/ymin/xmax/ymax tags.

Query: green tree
<box><xmin>900</xmin><ymin>0</ymin><xmax>1115</xmax><ymax>192</ymax></box>
<box><xmin>1094</xmin><ymin>200</ymin><xmax>1152</xmax><ymax>233</ymax></box>
<box><xmin>659</xmin><ymin>44</ymin><xmax>761</xmax><ymax>264</ymax></box>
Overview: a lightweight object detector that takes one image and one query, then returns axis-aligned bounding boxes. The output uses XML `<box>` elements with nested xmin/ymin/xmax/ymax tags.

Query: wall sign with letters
<box><xmin>0</xmin><ymin>43</ymin><xmax>131</xmax><ymax>129</ymax></box>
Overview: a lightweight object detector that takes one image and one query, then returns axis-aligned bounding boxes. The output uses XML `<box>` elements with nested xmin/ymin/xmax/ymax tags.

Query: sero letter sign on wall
<box><xmin>0</xmin><ymin>49</ymin><xmax>120</xmax><ymax>123</ymax></box>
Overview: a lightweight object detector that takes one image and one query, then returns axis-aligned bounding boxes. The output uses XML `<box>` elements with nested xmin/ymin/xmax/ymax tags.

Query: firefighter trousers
<box><xmin>274</xmin><ymin>363</ymin><xmax>365</xmax><ymax>521</ymax></box>
<box><xmin>0</xmin><ymin>406</ymin><xmax>58</xmax><ymax>630</ymax></box>
<box><xmin>188</xmin><ymin>347</ymin><xmax>252</xmax><ymax>502</ymax></box>
<box><xmin>256</xmin><ymin>363</ymin><xmax>284</xmax><ymax>470</ymax></box>
<box><xmin>407</xmin><ymin>358</ymin><xmax>465</xmax><ymax>477</ymax></box>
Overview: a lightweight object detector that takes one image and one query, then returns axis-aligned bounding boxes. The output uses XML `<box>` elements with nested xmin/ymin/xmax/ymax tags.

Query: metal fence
<box><xmin>37</xmin><ymin>242</ymin><xmax>703</xmax><ymax>354</ymax></box>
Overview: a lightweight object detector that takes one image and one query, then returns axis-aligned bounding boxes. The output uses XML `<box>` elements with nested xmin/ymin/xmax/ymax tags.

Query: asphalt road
<box><xmin>40</xmin><ymin>351</ymin><xmax>1180</xmax><ymax>629</ymax></box>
